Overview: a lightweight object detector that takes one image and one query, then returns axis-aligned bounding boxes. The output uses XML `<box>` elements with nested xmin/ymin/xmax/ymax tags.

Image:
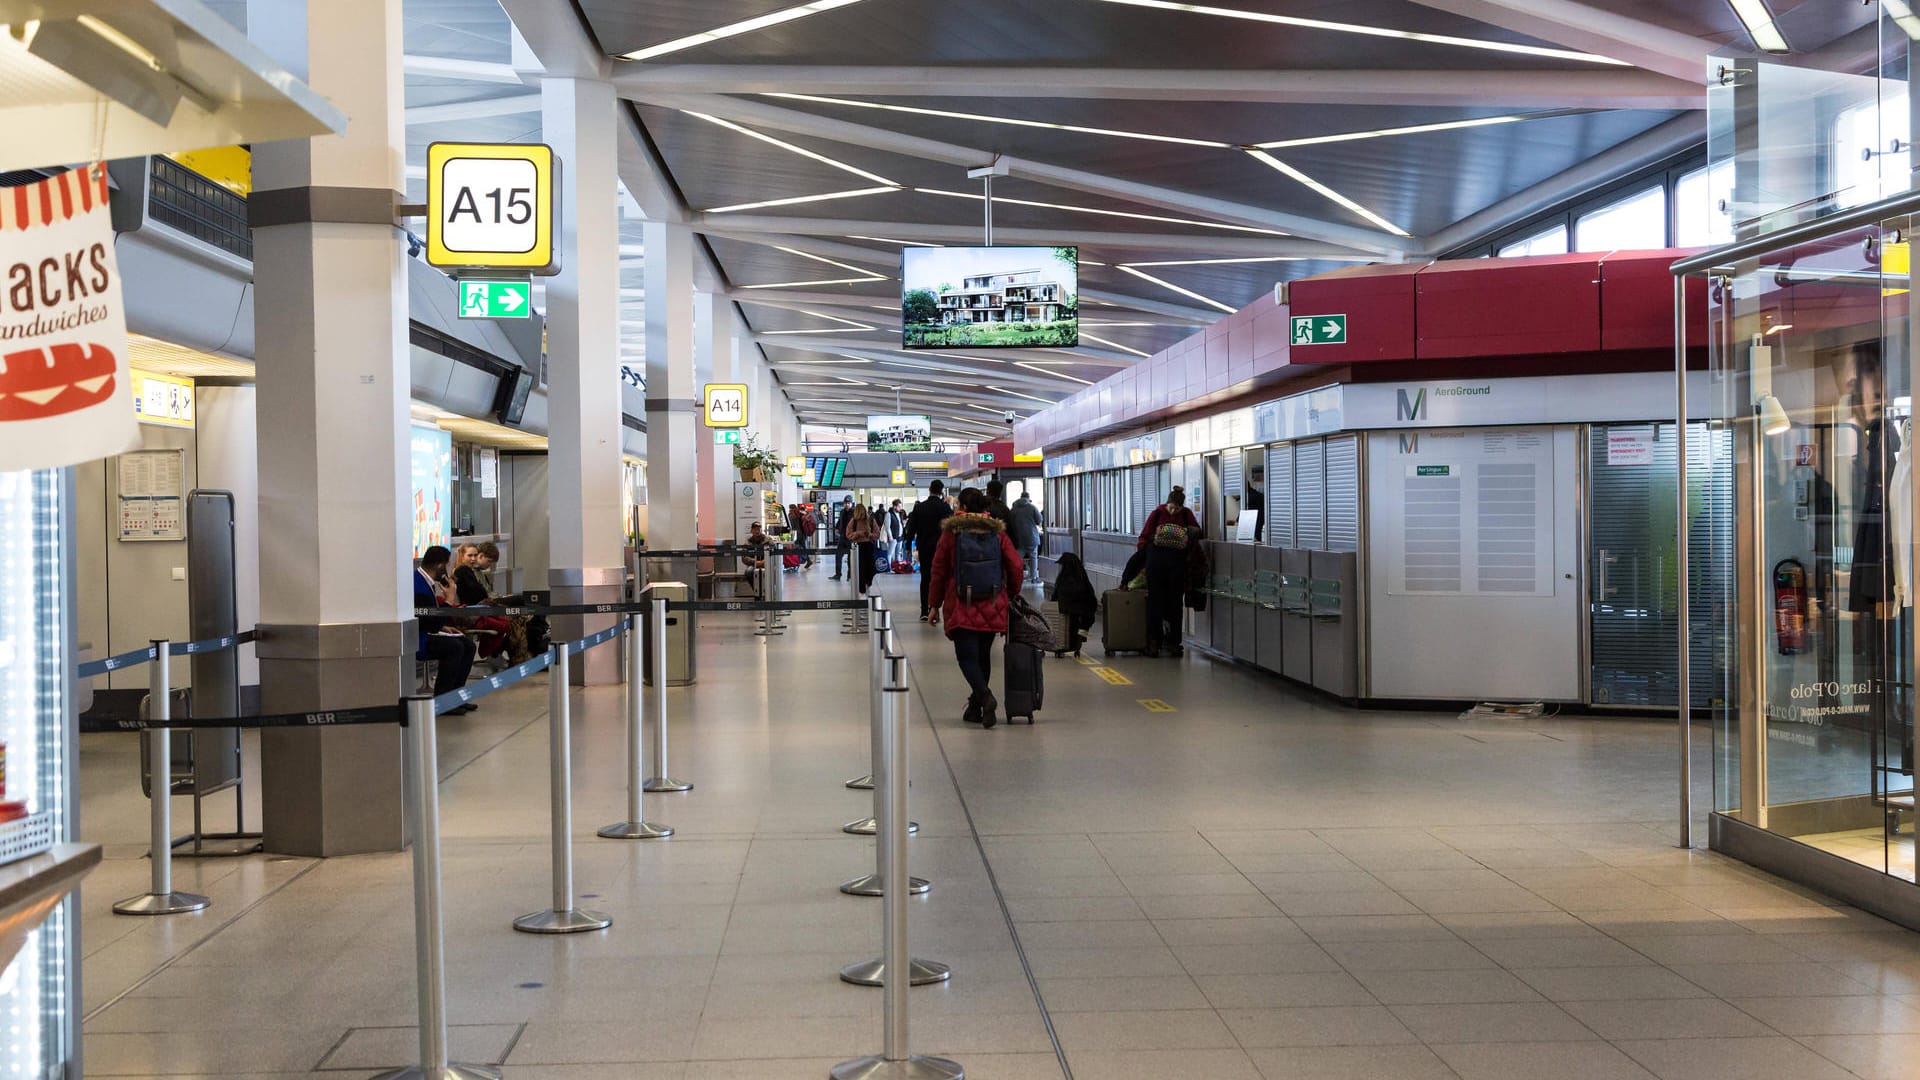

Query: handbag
<box><xmin>1153</xmin><ymin>522</ymin><xmax>1191</xmax><ymax>550</ymax></box>
<box><xmin>1008</xmin><ymin>594</ymin><xmax>1053</xmax><ymax>648</ymax></box>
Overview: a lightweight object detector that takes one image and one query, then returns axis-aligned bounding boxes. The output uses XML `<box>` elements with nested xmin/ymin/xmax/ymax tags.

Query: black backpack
<box><xmin>953</xmin><ymin>530</ymin><xmax>1004</xmax><ymax>602</ymax></box>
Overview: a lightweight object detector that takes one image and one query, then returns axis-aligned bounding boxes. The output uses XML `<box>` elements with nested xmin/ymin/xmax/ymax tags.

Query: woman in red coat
<box><xmin>1135</xmin><ymin>486</ymin><xmax>1201</xmax><ymax>657</ymax></box>
<box><xmin>928</xmin><ymin>488</ymin><xmax>1025</xmax><ymax>727</ymax></box>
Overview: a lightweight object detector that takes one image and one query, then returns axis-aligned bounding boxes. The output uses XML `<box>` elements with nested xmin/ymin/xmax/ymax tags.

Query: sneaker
<box><xmin>963</xmin><ymin>692</ymin><xmax>983</xmax><ymax>724</ymax></box>
<box><xmin>830</xmin><ymin>575</ymin><xmax>842</xmax><ymax>581</ymax></box>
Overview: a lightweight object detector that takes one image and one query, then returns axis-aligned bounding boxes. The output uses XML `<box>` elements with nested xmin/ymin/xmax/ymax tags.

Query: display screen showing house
<box><xmin>867</xmin><ymin>414</ymin><xmax>933</xmax><ymax>453</ymax></box>
<box><xmin>902</xmin><ymin>246</ymin><xmax>1078</xmax><ymax>350</ymax></box>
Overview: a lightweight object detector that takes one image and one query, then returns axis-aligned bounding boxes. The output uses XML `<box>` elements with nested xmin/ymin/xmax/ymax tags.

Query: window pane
<box><xmin>1675</xmin><ymin>161</ymin><xmax>1733</xmax><ymax>247</ymax></box>
<box><xmin>1498</xmin><ymin>224</ymin><xmax>1567</xmax><ymax>258</ymax></box>
<box><xmin>1575</xmin><ymin>186</ymin><xmax>1667</xmax><ymax>251</ymax></box>
<box><xmin>1835</xmin><ymin>94</ymin><xmax>1912</xmax><ymax>210</ymax></box>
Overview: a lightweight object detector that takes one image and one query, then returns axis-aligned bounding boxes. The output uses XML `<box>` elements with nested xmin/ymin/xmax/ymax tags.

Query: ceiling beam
<box><xmin>405</xmin><ymin>93</ymin><xmax>543</xmax><ymax>124</ymax></box>
<box><xmin>613</xmin><ymin>66</ymin><xmax>1703</xmax><ymax>110</ymax></box>
<box><xmin>755</xmin><ymin>334</ymin><xmax>1139</xmax><ymax>368</ymax></box>
<box><xmin>761</xmin><ymin>340</ymin><xmax>1114</xmax><ymax>388</ymax></box>
<box><xmin>628</xmin><ymin>92</ymin><xmax>1414</xmax><ymax>254</ymax></box>
<box><xmin>694</xmin><ymin>215</ymin><xmax>1372</xmax><ymax>259</ymax></box>
<box><xmin>403</xmin><ymin>55</ymin><xmax>523</xmax><ymax>83</ymax></box>
<box><xmin>1420</xmin><ymin>112</ymin><xmax>1706</xmax><ymax>255</ymax></box>
<box><xmin>1395</xmin><ymin>0</ymin><xmax>1719</xmax><ymax>84</ymax></box>
<box><xmin>1075</xmin><ymin>289</ymin><xmax>1216</xmax><ymax>326</ymax></box>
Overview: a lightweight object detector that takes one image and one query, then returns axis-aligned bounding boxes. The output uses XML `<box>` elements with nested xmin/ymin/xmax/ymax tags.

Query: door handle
<box><xmin>1597</xmin><ymin>549</ymin><xmax>1617</xmax><ymax>602</ymax></box>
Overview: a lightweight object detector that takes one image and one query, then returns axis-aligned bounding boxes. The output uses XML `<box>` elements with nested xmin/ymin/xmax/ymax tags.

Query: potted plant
<box><xmin>733</xmin><ymin>433</ymin><xmax>780</xmax><ymax>481</ymax></box>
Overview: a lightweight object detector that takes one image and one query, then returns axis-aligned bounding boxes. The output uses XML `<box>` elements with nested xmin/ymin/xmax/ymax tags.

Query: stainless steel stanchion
<box><xmin>644</xmin><ymin>598</ymin><xmax>693</xmax><ymax>793</ymax></box>
<box><xmin>839</xmin><ymin>651</ymin><xmax>955</xmax><ymax>999</ymax></box>
<box><xmin>842</xmin><ymin>546</ymin><xmax>868</xmax><ymax>635</ymax></box>
<box><xmin>372</xmin><ymin>698</ymin><xmax>501</xmax><ymax>1080</ymax></box>
<box><xmin>513</xmin><ymin>647</ymin><xmax>611</xmax><ymax>934</ymax></box>
<box><xmin>756</xmin><ymin>548</ymin><xmax>785</xmax><ymax>637</ymax></box>
<box><xmin>847</xmin><ymin>593</ymin><xmax>884</xmax><ymax>791</ymax></box>
<box><xmin>114</xmin><ymin>640</ymin><xmax>209</xmax><ymax>917</ymax></box>
<box><xmin>599</xmin><ymin>615</ymin><xmax>672</xmax><ymax>840</ymax></box>
<box><xmin>844</xmin><ymin>609</ymin><xmax>920</xmax><ymax>841</ymax></box>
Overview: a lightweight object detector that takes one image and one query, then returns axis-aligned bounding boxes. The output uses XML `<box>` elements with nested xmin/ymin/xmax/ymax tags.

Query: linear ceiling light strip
<box><xmin>1077</xmin><ymin>333</ymin><xmax>1153</xmax><ymax>358</ymax></box>
<box><xmin>1085</xmin><ymin>0</ymin><xmax>1625</xmax><ymax>64</ymax></box>
<box><xmin>705</xmin><ymin>186</ymin><xmax>900</xmax><ymax>214</ymax></box>
<box><xmin>685</xmin><ymin>110</ymin><xmax>900</xmax><ymax>186</ymax></box>
<box><xmin>915</xmin><ymin>187</ymin><xmax>1288</xmax><ymax>236</ymax></box>
<box><xmin>1254</xmin><ymin>113</ymin><xmax>1571</xmax><ymax>150</ymax></box>
<box><xmin>1116</xmin><ymin>265</ymin><xmax>1238</xmax><ymax>313</ymax></box>
<box><xmin>620</xmin><ymin>0</ymin><xmax>874</xmax><ymax>61</ymax></box>
<box><xmin>766</xmin><ymin>92</ymin><xmax>1233</xmax><ymax>148</ymax></box>
<box><xmin>1243</xmin><ymin>150</ymin><xmax>1411</xmax><ymax>237</ymax></box>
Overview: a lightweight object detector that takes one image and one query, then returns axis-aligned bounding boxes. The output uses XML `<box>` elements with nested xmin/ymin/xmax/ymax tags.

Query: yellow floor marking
<box><xmin>1076</xmin><ymin>655</ymin><xmax>1100</xmax><ymax>667</ymax></box>
<box><xmin>1137</xmin><ymin>698</ymin><xmax>1177</xmax><ymax>713</ymax></box>
<box><xmin>1091</xmin><ymin>666</ymin><xmax>1133</xmax><ymax>686</ymax></box>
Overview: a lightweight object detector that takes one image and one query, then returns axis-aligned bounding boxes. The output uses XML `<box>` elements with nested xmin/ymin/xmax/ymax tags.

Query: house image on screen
<box><xmin>936</xmin><ymin>267</ymin><xmax>1067</xmax><ymax>324</ymax></box>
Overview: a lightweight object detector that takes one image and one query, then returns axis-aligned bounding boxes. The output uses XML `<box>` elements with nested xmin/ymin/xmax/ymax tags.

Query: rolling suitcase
<box><xmin>1101</xmin><ymin>588</ymin><xmax>1150</xmax><ymax>655</ymax></box>
<box><xmin>1003</xmin><ymin>641</ymin><xmax>1043</xmax><ymax>724</ymax></box>
<box><xmin>1040</xmin><ymin>600</ymin><xmax>1074</xmax><ymax>656</ymax></box>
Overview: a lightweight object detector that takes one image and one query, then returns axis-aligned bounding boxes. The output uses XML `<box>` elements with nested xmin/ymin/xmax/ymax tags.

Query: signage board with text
<box><xmin>704</xmin><ymin>383</ymin><xmax>748</xmax><ymax>428</ymax></box>
<box><xmin>426</xmin><ymin>142</ymin><xmax>556</xmax><ymax>272</ymax></box>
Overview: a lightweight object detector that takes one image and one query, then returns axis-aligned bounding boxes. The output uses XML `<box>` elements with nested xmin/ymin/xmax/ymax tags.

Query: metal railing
<box><xmin>148</xmin><ymin>156</ymin><xmax>252</xmax><ymax>261</ymax></box>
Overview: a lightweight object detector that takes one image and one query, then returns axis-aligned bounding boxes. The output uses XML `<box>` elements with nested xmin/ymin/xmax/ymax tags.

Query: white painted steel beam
<box><xmin>402</xmin><ymin>54</ymin><xmax>523</xmax><ymax>83</ymax></box>
<box><xmin>629</xmin><ymin>92</ymin><xmax>1414</xmax><ymax>254</ymax></box>
<box><xmin>1397</xmin><ymin>0</ymin><xmax>1720</xmax><ymax>84</ymax></box>
<box><xmin>405</xmin><ymin>93</ymin><xmax>542</xmax><ymax>124</ymax></box>
<box><xmin>694</xmin><ymin>216</ymin><xmax>1373</xmax><ymax>259</ymax></box>
<box><xmin>614</xmin><ymin>65</ymin><xmax>1703</xmax><ymax>110</ymax></box>
<box><xmin>757</xmin><ymin>336</ymin><xmax>1136</xmax><ymax>375</ymax></box>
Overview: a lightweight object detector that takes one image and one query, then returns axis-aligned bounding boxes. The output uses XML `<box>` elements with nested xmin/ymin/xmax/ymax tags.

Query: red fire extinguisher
<box><xmin>1774</xmin><ymin>559</ymin><xmax>1809</xmax><ymax>655</ymax></box>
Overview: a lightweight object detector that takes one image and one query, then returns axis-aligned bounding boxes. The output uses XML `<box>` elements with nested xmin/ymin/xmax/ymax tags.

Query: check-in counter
<box><xmin>1254</xmin><ymin>550</ymin><xmax>1284</xmax><ymax>674</ymax></box>
<box><xmin>1230</xmin><ymin>544</ymin><xmax>1258</xmax><ymax>665</ymax></box>
<box><xmin>1310</xmin><ymin>550</ymin><xmax>1358</xmax><ymax>699</ymax></box>
<box><xmin>1281</xmin><ymin>548</ymin><xmax>1314</xmax><ymax>684</ymax></box>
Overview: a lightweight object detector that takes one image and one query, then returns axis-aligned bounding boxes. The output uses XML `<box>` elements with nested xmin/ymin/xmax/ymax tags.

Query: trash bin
<box><xmin>642</xmin><ymin>581</ymin><xmax>695</xmax><ymax>687</ymax></box>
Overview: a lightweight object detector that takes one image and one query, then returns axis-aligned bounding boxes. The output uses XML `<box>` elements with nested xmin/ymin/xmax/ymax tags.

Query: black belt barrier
<box><xmin>78</xmin><ymin>629</ymin><xmax>260</xmax><ymax>677</ymax></box>
<box><xmin>80</xmin><ymin>702</ymin><xmax>403</xmax><ymax>733</ymax></box>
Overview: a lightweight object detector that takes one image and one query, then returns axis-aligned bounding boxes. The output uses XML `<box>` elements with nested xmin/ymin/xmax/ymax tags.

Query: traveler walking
<box><xmin>1008</xmin><ymin>492</ymin><xmax>1042</xmax><ymax>584</ymax></box>
<box><xmin>927</xmin><ymin>488</ymin><xmax>1023</xmax><ymax>728</ymax></box>
<box><xmin>906</xmin><ymin>480</ymin><xmax>953</xmax><ymax>620</ymax></box>
<box><xmin>846</xmin><ymin>502</ymin><xmax>882</xmax><ymax>595</ymax></box>
<box><xmin>1135</xmin><ymin>486</ymin><xmax>1200</xmax><ymax>658</ymax></box>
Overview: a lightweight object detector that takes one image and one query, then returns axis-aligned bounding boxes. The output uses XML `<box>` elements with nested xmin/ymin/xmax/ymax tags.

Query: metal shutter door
<box><xmin>1324</xmin><ymin>435</ymin><xmax>1360</xmax><ymax>553</ymax></box>
<box><xmin>1222</xmin><ymin>451</ymin><xmax>1244</xmax><ymax>528</ymax></box>
<box><xmin>1267</xmin><ymin>444</ymin><xmax>1294</xmax><ymax>547</ymax></box>
<box><xmin>1295</xmin><ymin>439</ymin><xmax>1326</xmax><ymax>550</ymax></box>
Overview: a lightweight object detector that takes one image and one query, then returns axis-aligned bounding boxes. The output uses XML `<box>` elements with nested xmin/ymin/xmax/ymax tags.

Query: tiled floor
<box><xmin>74</xmin><ymin>571</ymin><xmax>1920</xmax><ymax>1078</ymax></box>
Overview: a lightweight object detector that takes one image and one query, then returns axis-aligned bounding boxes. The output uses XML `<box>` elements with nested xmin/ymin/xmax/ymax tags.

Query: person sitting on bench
<box><xmin>414</xmin><ymin>546</ymin><xmax>477</xmax><ymax>714</ymax></box>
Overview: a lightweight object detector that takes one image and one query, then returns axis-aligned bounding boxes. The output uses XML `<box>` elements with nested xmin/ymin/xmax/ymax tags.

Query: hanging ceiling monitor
<box><xmin>902</xmin><ymin>246</ymin><xmax>1078</xmax><ymax>350</ymax></box>
<box><xmin>866</xmin><ymin>415</ymin><xmax>933</xmax><ymax>453</ymax></box>
<box><xmin>494</xmin><ymin>368</ymin><xmax>535</xmax><ymax>425</ymax></box>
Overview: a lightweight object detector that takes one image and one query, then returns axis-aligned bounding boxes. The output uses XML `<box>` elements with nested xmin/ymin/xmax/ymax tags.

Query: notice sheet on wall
<box><xmin>117</xmin><ymin>448</ymin><xmax>185</xmax><ymax>541</ymax></box>
<box><xmin>1387</xmin><ymin>430</ymin><xmax>1553</xmax><ymax>597</ymax></box>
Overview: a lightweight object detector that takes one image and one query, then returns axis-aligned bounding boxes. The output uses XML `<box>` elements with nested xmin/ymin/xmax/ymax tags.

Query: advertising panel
<box><xmin>902</xmin><ymin>246</ymin><xmax>1078</xmax><ymax>350</ymax></box>
<box><xmin>410</xmin><ymin>424</ymin><xmax>453</xmax><ymax>557</ymax></box>
<box><xmin>866</xmin><ymin>415</ymin><xmax>933</xmax><ymax>453</ymax></box>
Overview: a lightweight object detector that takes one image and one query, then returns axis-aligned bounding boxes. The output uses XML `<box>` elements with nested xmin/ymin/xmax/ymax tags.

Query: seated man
<box><xmin>742</xmin><ymin>521</ymin><xmax>771</xmax><ymax>598</ymax></box>
<box><xmin>414</xmin><ymin>545</ymin><xmax>477</xmax><ymax>714</ymax></box>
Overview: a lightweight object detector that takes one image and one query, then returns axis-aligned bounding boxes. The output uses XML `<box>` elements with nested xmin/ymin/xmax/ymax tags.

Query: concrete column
<box><xmin>541</xmin><ymin>76</ymin><xmax>624</xmax><ymax>683</ymax></box>
<box><xmin>248</xmin><ymin>0</ymin><xmax>409</xmax><ymax>856</ymax></box>
<box><xmin>643</xmin><ymin>221</ymin><xmax>697</xmax><ymax>550</ymax></box>
<box><xmin>694</xmin><ymin>290</ymin><xmax>719</xmax><ymax>545</ymax></box>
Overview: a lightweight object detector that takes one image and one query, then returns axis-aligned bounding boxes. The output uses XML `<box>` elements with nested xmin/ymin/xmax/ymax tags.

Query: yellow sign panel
<box><xmin>426</xmin><ymin>142</ymin><xmax>555</xmax><ymax>271</ymax></box>
<box><xmin>130</xmin><ymin>371</ymin><xmax>193</xmax><ymax>428</ymax></box>
<box><xmin>169</xmin><ymin>146</ymin><xmax>252</xmax><ymax>195</ymax></box>
<box><xmin>1137</xmin><ymin>698</ymin><xmax>1178</xmax><ymax>713</ymax></box>
<box><xmin>787</xmin><ymin>456</ymin><xmax>807</xmax><ymax>477</ymax></box>
<box><xmin>890</xmin><ymin>469</ymin><xmax>908</xmax><ymax>484</ymax></box>
<box><xmin>1091</xmin><ymin>667</ymin><xmax>1133</xmax><ymax>686</ymax></box>
<box><xmin>703</xmin><ymin>383</ymin><xmax>749</xmax><ymax>428</ymax></box>
<box><xmin>1014</xmin><ymin>452</ymin><xmax>1043</xmax><ymax>464</ymax></box>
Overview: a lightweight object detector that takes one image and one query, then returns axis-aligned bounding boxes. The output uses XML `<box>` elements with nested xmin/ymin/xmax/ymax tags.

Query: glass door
<box><xmin>1588</xmin><ymin>422</ymin><xmax>1733</xmax><ymax>708</ymax></box>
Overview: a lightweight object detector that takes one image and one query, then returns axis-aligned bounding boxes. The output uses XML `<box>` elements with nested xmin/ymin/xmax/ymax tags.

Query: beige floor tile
<box><xmin>1558</xmin><ymin>998</ymin><xmax>1776</xmax><ymax>1040</ymax></box>
<box><xmin>1245</xmin><ymin>871</ymin><xmax>1386</xmax><ymax>895</ymax></box>
<box><xmin>1021</xmin><ymin>945</ymin><xmax>1186</xmax><ymax>979</ymax></box>
<box><xmin>1274</xmin><ymin>892</ymin><xmax>1422</xmax><ymax>918</ymax></box>
<box><xmin>1613</xmin><ymin>1036</ymin><xmax>1857</xmax><ymax>1080</ymax></box>
<box><xmin>1194</xmin><ymin>971</ymin><xmax>1376</xmax><ymax>1009</ymax></box>
<box><xmin>1033</xmin><ymin>974</ymin><xmax>1209</xmax><ymax>1012</ymax></box>
<box><xmin>1170</xmin><ymin>942</ymin><xmax>1340</xmax><ymax>976</ymax></box>
<box><xmin>1431</xmin><ymin>1040</ymin><xmax>1656</xmax><ymax>1080</ymax></box>
<box><xmin>1729</xmin><ymin>994</ymin><xmax>1920</xmax><ymax>1035</ymax></box>
<box><xmin>1245</xmin><ymin>1044</ymin><xmax>1458</xmax><ymax>1079</ymax></box>
<box><xmin>1665</xmin><ymin>961</ymin><xmax>1874</xmax><ymax>998</ymax></box>
<box><xmin>83</xmin><ymin>1030</ymin><xmax>346</xmax><ymax>1075</ymax></box>
<box><xmin>1351</xmin><ymin>968</ymin><xmax>1544</xmax><ymax>1005</ymax></box>
<box><xmin>1062</xmin><ymin>1047</ymin><xmax>1262</xmax><ymax>1079</ymax></box>
<box><xmin>1388</xmin><ymin>1001</ymin><xmax>1597</xmax><ymax>1043</ymax></box>
<box><xmin>1291</xmin><ymin>914</ymin><xmax>1456</xmax><ymax>943</ymax></box>
<box><xmin>1511</xmin><ymin>966</ymin><xmax>1712</xmax><ymax>1002</ymax></box>
<box><xmin>1011</xmin><ymin>919</ymin><xmax>1163</xmax><ymax>949</ymax></box>
<box><xmin>1796</xmin><ymin>1033</ymin><xmax>1920</xmax><ymax>1079</ymax></box>
<box><xmin>1320</xmin><ymin>938</ymin><xmax>1494</xmax><ymax>971</ymax></box>
<box><xmin>318</xmin><ymin>1024</ymin><xmax>522</xmax><ymax>1070</ymax></box>
<box><xmin>1004</xmin><ymin>895</ymin><xmax>1143</xmax><ymax>922</ymax></box>
<box><xmin>1472</xmin><ymin>936</ymin><xmax>1654</xmax><ymax>968</ymax></box>
<box><xmin>1047</xmin><ymin>1008</ymin><xmax>1238</xmax><ymax>1051</ymax></box>
<box><xmin>509</xmin><ymin>1018</ymin><xmax>702</xmax><ymax>1064</ymax></box>
<box><xmin>1218</xmin><ymin>1004</ymin><xmax>1419</xmax><ymax>1048</ymax></box>
<box><xmin>1151</xmin><ymin>917</ymin><xmax>1309</xmax><ymax>947</ymax></box>
<box><xmin>1135</xmin><ymin>893</ymin><xmax>1283</xmax><ymax>919</ymax></box>
<box><xmin>1400</xmin><ymin>888</ymin><xmax>1558</xmax><ymax>915</ymax></box>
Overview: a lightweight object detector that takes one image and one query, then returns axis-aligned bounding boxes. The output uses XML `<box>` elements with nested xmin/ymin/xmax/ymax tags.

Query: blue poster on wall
<box><xmin>410</xmin><ymin>424</ymin><xmax>453</xmax><ymax>557</ymax></box>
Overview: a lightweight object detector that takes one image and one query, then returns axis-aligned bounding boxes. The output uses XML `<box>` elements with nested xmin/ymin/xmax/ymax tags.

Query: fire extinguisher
<box><xmin>1774</xmin><ymin>558</ymin><xmax>1809</xmax><ymax>655</ymax></box>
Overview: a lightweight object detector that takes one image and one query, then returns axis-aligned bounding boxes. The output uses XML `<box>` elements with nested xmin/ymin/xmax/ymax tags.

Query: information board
<box><xmin>116</xmin><ymin>448</ymin><xmax>185</xmax><ymax>541</ymax></box>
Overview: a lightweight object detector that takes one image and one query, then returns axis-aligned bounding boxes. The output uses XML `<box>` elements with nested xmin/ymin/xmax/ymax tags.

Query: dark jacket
<box><xmin>1049</xmin><ymin>552</ymin><xmax>1099</xmax><ymax>624</ymax></box>
<box><xmin>413</xmin><ymin>568</ymin><xmax>448</xmax><ymax>659</ymax></box>
<box><xmin>928</xmin><ymin>513</ymin><xmax>1023</xmax><ymax>637</ymax></box>
<box><xmin>987</xmin><ymin>498</ymin><xmax>1013</xmax><ymax>530</ymax></box>
<box><xmin>907</xmin><ymin>494</ymin><xmax>952</xmax><ymax>558</ymax></box>
<box><xmin>1007</xmin><ymin>499</ymin><xmax>1041</xmax><ymax>549</ymax></box>
<box><xmin>453</xmin><ymin>564</ymin><xmax>489</xmax><ymax>606</ymax></box>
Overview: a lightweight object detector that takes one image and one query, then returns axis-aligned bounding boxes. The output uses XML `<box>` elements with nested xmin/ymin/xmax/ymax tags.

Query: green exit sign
<box><xmin>979</xmin><ymin>452</ymin><xmax>995</xmax><ymax>464</ymax></box>
<box><xmin>1291</xmin><ymin>313</ymin><xmax>1346</xmax><ymax>346</ymax></box>
<box><xmin>714</xmin><ymin>430</ymin><xmax>742</xmax><ymax>445</ymax></box>
<box><xmin>458</xmin><ymin>279</ymin><xmax>532</xmax><ymax>320</ymax></box>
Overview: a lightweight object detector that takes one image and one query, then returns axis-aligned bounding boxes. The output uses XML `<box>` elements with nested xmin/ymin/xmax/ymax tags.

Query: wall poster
<box><xmin>1387</xmin><ymin>429</ymin><xmax>1555</xmax><ymax>597</ymax></box>
<box><xmin>116</xmin><ymin>448</ymin><xmax>185</xmax><ymax>541</ymax></box>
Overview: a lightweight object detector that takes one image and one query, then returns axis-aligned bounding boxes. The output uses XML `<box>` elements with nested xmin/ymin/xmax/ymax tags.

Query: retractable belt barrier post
<box><xmin>756</xmin><ymin>547</ymin><xmax>785</xmax><ymax>638</ymax></box>
<box><xmin>599</xmin><ymin>613</ymin><xmax>672</xmax><ymax>840</ymax></box>
<box><xmin>113</xmin><ymin>639</ymin><xmax>210</xmax><ymax>917</ymax></box>
<box><xmin>843</xmin><ymin>607</ymin><xmax>930</xmax><ymax>898</ymax></box>
<box><xmin>839</xmin><ymin>649</ymin><xmax>955</xmax><ymax>1003</ymax></box>
<box><xmin>844</xmin><ymin>605</ymin><xmax>918</xmax><ymax>839</ymax></box>
<box><xmin>644</xmin><ymin>597</ymin><xmax>693</xmax><ymax>794</ymax></box>
<box><xmin>513</xmin><ymin>646</ymin><xmax>611</xmax><ymax>934</ymax></box>
<box><xmin>372</xmin><ymin>698</ymin><xmax>500</xmax><ymax>1080</ymax></box>
<box><xmin>846</xmin><ymin>593</ymin><xmax>882</xmax><ymax>791</ymax></box>
<box><xmin>842</xmin><ymin>544</ymin><xmax>867</xmax><ymax>636</ymax></box>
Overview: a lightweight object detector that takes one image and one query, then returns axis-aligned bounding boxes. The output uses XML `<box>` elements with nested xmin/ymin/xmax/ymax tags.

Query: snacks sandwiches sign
<box><xmin>0</xmin><ymin>164</ymin><xmax>136</xmax><ymax>470</ymax></box>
